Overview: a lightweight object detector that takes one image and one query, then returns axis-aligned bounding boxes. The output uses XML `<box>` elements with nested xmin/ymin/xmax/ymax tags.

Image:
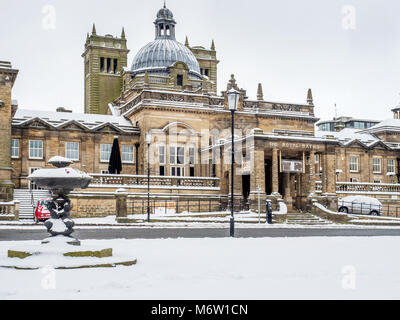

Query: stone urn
<box><xmin>27</xmin><ymin>156</ymin><xmax>92</xmax><ymax>244</ymax></box>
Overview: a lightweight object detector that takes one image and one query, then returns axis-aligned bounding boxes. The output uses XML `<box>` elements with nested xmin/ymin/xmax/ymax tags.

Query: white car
<box><xmin>338</xmin><ymin>196</ymin><xmax>382</xmax><ymax>216</ymax></box>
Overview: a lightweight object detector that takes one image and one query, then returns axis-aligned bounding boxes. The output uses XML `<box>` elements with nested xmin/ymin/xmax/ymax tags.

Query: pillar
<box><xmin>248</xmin><ymin>149</ymin><xmax>266</xmax><ymax>212</ymax></box>
<box><xmin>283</xmin><ymin>172</ymin><xmax>293</xmax><ymax>209</ymax></box>
<box><xmin>309</xmin><ymin>150</ymin><xmax>316</xmax><ymax>195</ymax></box>
<box><xmin>271</xmin><ymin>148</ymin><xmax>279</xmax><ymax>195</ymax></box>
<box><xmin>0</xmin><ymin>62</ymin><xmax>18</xmax><ymax>201</ymax></box>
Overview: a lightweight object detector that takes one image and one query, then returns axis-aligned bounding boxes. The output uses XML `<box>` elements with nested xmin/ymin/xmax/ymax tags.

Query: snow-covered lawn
<box><xmin>1</xmin><ymin>236</ymin><xmax>400</xmax><ymax>299</ymax></box>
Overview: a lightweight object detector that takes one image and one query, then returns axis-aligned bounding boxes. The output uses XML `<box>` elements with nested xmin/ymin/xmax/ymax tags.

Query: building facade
<box><xmin>2</xmin><ymin>4</ymin><xmax>400</xmax><ymax>214</ymax></box>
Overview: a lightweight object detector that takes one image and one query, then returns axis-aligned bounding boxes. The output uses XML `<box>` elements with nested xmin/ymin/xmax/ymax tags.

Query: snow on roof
<box><xmin>360</xmin><ymin>118</ymin><xmax>400</xmax><ymax>134</ymax></box>
<box><xmin>13</xmin><ymin>109</ymin><xmax>138</xmax><ymax>134</ymax></box>
<box><xmin>315</xmin><ymin>128</ymin><xmax>377</xmax><ymax>144</ymax></box>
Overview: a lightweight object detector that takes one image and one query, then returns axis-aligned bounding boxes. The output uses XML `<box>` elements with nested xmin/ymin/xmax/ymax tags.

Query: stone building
<box><xmin>1</xmin><ymin>4</ymin><xmax>400</xmax><ymax>216</ymax></box>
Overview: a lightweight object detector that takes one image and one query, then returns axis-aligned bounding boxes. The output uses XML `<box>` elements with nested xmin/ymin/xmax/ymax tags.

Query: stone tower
<box><xmin>82</xmin><ymin>24</ymin><xmax>129</xmax><ymax>114</ymax></box>
<box><xmin>187</xmin><ymin>39</ymin><xmax>219</xmax><ymax>94</ymax></box>
<box><xmin>0</xmin><ymin>61</ymin><xmax>18</xmax><ymax>201</ymax></box>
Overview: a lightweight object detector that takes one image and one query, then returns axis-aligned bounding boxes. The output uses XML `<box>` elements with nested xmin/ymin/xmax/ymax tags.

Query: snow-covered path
<box><xmin>1</xmin><ymin>237</ymin><xmax>400</xmax><ymax>300</ymax></box>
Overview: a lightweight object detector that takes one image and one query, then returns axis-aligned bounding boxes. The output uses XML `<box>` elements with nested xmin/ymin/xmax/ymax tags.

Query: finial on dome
<box><xmin>164</xmin><ymin>0</ymin><xmax>166</xmax><ymax>8</ymax></box>
<box><xmin>185</xmin><ymin>36</ymin><xmax>189</xmax><ymax>47</ymax></box>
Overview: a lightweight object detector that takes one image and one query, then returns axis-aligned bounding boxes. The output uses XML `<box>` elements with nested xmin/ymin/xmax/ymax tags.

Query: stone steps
<box><xmin>14</xmin><ymin>189</ymin><xmax>51</xmax><ymax>220</ymax></box>
<box><xmin>286</xmin><ymin>213</ymin><xmax>331</xmax><ymax>225</ymax></box>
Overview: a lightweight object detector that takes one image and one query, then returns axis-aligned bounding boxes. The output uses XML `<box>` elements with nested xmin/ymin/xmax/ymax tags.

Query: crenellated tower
<box><xmin>82</xmin><ymin>25</ymin><xmax>129</xmax><ymax>114</ymax></box>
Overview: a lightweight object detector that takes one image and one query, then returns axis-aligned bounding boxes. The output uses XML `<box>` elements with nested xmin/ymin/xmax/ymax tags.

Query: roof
<box><xmin>12</xmin><ymin>109</ymin><xmax>138</xmax><ymax>134</ymax></box>
<box><xmin>131</xmin><ymin>39</ymin><xmax>202</xmax><ymax>78</ymax></box>
<box><xmin>360</xmin><ymin>118</ymin><xmax>400</xmax><ymax>134</ymax></box>
<box><xmin>315</xmin><ymin>128</ymin><xmax>378</xmax><ymax>144</ymax></box>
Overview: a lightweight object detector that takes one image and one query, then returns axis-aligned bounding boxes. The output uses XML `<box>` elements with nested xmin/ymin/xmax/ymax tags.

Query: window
<box><xmin>388</xmin><ymin>159</ymin><xmax>396</xmax><ymax>174</ymax></box>
<box><xmin>169</xmin><ymin>146</ymin><xmax>185</xmax><ymax>165</ymax></box>
<box><xmin>100</xmin><ymin>57</ymin><xmax>105</xmax><ymax>72</ymax></box>
<box><xmin>100</xmin><ymin>144</ymin><xmax>112</xmax><ymax>162</ymax></box>
<box><xmin>177</xmin><ymin>74</ymin><xmax>183</xmax><ymax>86</ymax></box>
<box><xmin>65</xmin><ymin>142</ymin><xmax>79</xmax><ymax>161</ymax></box>
<box><xmin>113</xmin><ymin>59</ymin><xmax>118</xmax><ymax>74</ymax></box>
<box><xmin>350</xmin><ymin>178</ymin><xmax>358</xmax><ymax>183</ymax></box>
<box><xmin>29</xmin><ymin>140</ymin><xmax>43</xmax><ymax>159</ymax></box>
<box><xmin>373</xmin><ymin>158</ymin><xmax>382</xmax><ymax>173</ymax></box>
<box><xmin>159</xmin><ymin>146</ymin><xmax>165</xmax><ymax>164</ymax></box>
<box><xmin>349</xmin><ymin>156</ymin><xmax>359</xmax><ymax>172</ymax></box>
<box><xmin>159</xmin><ymin>166</ymin><xmax>165</xmax><ymax>176</ymax></box>
<box><xmin>121</xmin><ymin>145</ymin><xmax>134</xmax><ymax>163</ymax></box>
<box><xmin>190</xmin><ymin>167</ymin><xmax>195</xmax><ymax>177</ymax></box>
<box><xmin>107</xmin><ymin>58</ymin><xmax>111</xmax><ymax>73</ymax></box>
<box><xmin>171</xmin><ymin>167</ymin><xmax>184</xmax><ymax>177</ymax></box>
<box><xmin>204</xmin><ymin>69</ymin><xmax>209</xmax><ymax>77</ymax></box>
<box><xmin>11</xmin><ymin>139</ymin><xmax>19</xmax><ymax>158</ymax></box>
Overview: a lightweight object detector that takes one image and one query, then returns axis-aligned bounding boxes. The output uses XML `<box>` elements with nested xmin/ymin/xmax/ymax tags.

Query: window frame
<box><xmin>100</xmin><ymin>143</ymin><xmax>113</xmax><ymax>163</ymax></box>
<box><xmin>65</xmin><ymin>141</ymin><xmax>80</xmax><ymax>161</ymax></box>
<box><xmin>121</xmin><ymin>145</ymin><xmax>134</xmax><ymax>164</ymax></box>
<box><xmin>372</xmin><ymin>157</ymin><xmax>382</xmax><ymax>174</ymax></box>
<box><xmin>29</xmin><ymin>140</ymin><xmax>44</xmax><ymax>160</ymax></box>
<box><xmin>387</xmin><ymin>159</ymin><xmax>396</xmax><ymax>174</ymax></box>
<box><xmin>349</xmin><ymin>156</ymin><xmax>359</xmax><ymax>173</ymax></box>
<box><xmin>11</xmin><ymin>139</ymin><xmax>20</xmax><ymax>159</ymax></box>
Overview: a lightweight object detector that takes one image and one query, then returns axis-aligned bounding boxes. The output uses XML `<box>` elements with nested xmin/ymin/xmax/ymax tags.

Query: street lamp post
<box><xmin>146</xmin><ymin>132</ymin><xmax>152</xmax><ymax>223</ymax></box>
<box><xmin>227</xmin><ymin>88</ymin><xmax>240</xmax><ymax>237</ymax></box>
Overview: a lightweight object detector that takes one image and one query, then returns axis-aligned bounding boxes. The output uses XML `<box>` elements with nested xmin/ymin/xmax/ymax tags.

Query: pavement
<box><xmin>1</xmin><ymin>226</ymin><xmax>400</xmax><ymax>241</ymax></box>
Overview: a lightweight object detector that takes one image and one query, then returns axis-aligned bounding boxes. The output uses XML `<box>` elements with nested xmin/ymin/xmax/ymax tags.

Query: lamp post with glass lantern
<box><xmin>146</xmin><ymin>132</ymin><xmax>152</xmax><ymax>223</ymax></box>
<box><xmin>227</xmin><ymin>88</ymin><xmax>240</xmax><ymax>237</ymax></box>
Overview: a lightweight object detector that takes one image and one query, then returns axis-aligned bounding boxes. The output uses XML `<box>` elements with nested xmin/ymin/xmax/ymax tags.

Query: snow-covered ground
<box><xmin>1</xmin><ymin>236</ymin><xmax>400</xmax><ymax>299</ymax></box>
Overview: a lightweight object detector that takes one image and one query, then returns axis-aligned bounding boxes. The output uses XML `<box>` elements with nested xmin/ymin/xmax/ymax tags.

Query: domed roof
<box><xmin>130</xmin><ymin>39</ymin><xmax>201</xmax><ymax>77</ymax></box>
<box><xmin>157</xmin><ymin>6</ymin><xmax>174</xmax><ymax>20</ymax></box>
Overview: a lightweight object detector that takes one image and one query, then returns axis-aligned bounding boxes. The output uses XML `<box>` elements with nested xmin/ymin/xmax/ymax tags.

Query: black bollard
<box><xmin>266</xmin><ymin>200</ymin><xmax>273</xmax><ymax>224</ymax></box>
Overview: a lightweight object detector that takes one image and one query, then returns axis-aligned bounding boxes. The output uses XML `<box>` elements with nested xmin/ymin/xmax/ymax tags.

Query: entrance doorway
<box><xmin>265</xmin><ymin>159</ymin><xmax>272</xmax><ymax>195</ymax></box>
<box><xmin>242</xmin><ymin>174</ymin><xmax>250</xmax><ymax>201</ymax></box>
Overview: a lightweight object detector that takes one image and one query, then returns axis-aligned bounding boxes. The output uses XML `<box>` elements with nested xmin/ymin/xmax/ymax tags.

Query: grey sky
<box><xmin>1</xmin><ymin>0</ymin><xmax>400</xmax><ymax>122</ymax></box>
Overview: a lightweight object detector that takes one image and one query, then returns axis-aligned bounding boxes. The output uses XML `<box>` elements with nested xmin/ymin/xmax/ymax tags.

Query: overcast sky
<box><xmin>1</xmin><ymin>0</ymin><xmax>400</xmax><ymax>121</ymax></box>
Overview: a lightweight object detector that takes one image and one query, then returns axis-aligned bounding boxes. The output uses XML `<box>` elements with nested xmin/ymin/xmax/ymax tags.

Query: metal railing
<box><xmin>338</xmin><ymin>200</ymin><xmax>400</xmax><ymax>218</ymax></box>
<box><xmin>89</xmin><ymin>174</ymin><xmax>220</xmax><ymax>188</ymax></box>
<box><xmin>127</xmin><ymin>198</ymin><xmax>249</xmax><ymax>215</ymax></box>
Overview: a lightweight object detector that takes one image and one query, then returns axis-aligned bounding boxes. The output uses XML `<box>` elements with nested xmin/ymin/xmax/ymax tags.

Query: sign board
<box><xmin>281</xmin><ymin>160</ymin><xmax>303</xmax><ymax>173</ymax></box>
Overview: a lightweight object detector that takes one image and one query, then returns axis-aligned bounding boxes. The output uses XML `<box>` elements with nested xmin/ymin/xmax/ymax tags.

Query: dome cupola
<box><xmin>130</xmin><ymin>4</ymin><xmax>202</xmax><ymax>80</ymax></box>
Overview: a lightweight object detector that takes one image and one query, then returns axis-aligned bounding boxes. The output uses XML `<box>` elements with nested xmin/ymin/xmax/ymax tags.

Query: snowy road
<box><xmin>1</xmin><ymin>226</ymin><xmax>400</xmax><ymax>240</ymax></box>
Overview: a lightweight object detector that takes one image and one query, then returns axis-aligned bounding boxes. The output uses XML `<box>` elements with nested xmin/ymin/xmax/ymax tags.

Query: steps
<box><xmin>14</xmin><ymin>189</ymin><xmax>51</xmax><ymax>221</ymax></box>
<box><xmin>286</xmin><ymin>213</ymin><xmax>331</xmax><ymax>226</ymax></box>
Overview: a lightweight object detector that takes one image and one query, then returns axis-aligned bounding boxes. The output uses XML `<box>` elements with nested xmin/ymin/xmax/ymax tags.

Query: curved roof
<box><xmin>130</xmin><ymin>39</ymin><xmax>201</xmax><ymax>77</ymax></box>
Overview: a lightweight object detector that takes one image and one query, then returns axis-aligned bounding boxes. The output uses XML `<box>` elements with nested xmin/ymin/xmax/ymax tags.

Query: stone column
<box><xmin>283</xmin><ymin>172</ymin><xmax>292</xmax><ymax>210</ymax></box>
<box><xmin>248</xmin><ymin>148</ymin><xmax>266</xmax><ymax>212</ymax></box>
<box><xmin>321</xmin><ymin>153</ymin><xmax>328</xmax><ymax>194</ymax></box>
<box><xmin>0</xmin><ymin>62</ymin><xmax>18</xmax><ymax>201</ymax></box>
<box><xmin>271</xmin><ymin>148</ymin><xmax>279</xmax><ymax>195</ymax></box>
<box><xmin>325</xmin><ymin>152</ymin><xmax>336</xmax><ymax>194</ymax></box>
<box><xmin>309</xmin><ymin>150</ymin><xmax>316</xmax><ymax>195</ymax></box>
<box><xmin>115</xmin><ymin>188</ymin><xmax>128</xmax><ymax>219</ymax></box>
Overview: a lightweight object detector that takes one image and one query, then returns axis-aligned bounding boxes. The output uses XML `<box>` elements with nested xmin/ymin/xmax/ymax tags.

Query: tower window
<box><xmin>177</xmin><ymin>74</ymin><xmax>183</xmax><ymax>86</ymax></box>
<box><xmin>100</xmin><ymin>57</ymin><xmax>105</xmax><ymax>72</ymax></box>
<box><xmin>205</xmin><ymin>69</ymin><xmax>209</xmax><ymax>77</ymax></box>
<box><xmin>107</xmin><ymin>58</ymin><xmax>111</xmax><ymax>73</ymax></box>
<box><xmin>113</xmin><ymin>59</ymin><xmax>118</xmax><ymax>73</ymax></box>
